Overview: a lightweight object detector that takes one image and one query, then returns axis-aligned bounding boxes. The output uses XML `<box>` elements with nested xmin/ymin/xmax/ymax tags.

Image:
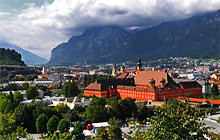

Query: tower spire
<box><xmin>137</xmin><ymin>57</ymin><xmax>142</xmax><ymax>71</ymax></box>
<box><xmin>111</xmin><ymin>65</ymin><xmax>117</xmax><ymax>77</ymax></box>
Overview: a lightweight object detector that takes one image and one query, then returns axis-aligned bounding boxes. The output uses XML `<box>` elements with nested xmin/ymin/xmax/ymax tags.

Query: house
<box><xmin>38</xmin><ymin>74</ymin><xmax>48</xmax><ymax>79</ymax></box>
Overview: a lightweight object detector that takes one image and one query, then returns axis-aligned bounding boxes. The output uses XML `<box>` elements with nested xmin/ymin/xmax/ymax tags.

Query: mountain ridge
<box><xmin>48</xmin><ymin>9</ymin><xmax>220</xmax><ymax>65</ymax></box>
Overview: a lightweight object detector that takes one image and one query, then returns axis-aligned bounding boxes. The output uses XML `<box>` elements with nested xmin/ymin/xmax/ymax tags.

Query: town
<box><xmin>1</xmin><ymin>57</ymin><xmax>220</xmax><ymax>139</ymax></box>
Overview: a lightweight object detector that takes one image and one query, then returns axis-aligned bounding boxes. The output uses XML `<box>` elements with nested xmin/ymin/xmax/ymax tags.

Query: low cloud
<box><xmin>0</xmin><ymin>0</ymin><xmax>220</xmax><ymax>59</ymax></box>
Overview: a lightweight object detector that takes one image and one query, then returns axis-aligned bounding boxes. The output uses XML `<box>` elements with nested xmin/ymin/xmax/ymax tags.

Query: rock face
<box><xmin>48</xmin><ymin>10</ymin><xmax>220</xmax><ymax>65</ymax></box>
<box><xmin>0</xmin><ymin>42</ymin><xmax>48</xmax><ymax>65</ymax></box>
<box><xmin>48</xmin><ymin>26</ymin><xmax>130</xmax><ymax>65</ymax></box>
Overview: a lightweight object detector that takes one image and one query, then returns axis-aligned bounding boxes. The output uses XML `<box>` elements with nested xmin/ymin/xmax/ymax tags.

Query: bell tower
<box><xmin>136</xmin><ymin>58</ymin><xmax>142</xmax><ymax>75</ymax></box>
<box><xmin>120</xmin><ymin>63</ymin><xmax>125</xmax><ymax>73</ymax></box>
<box><xmin>137</xmin><ymin>57</ymin><xmax>142</xmax><ymax>71</ymax></box>
<box><xmin>111</xmin><ymin>65</ymin><xmax>117</xmax><ymax>77</ymax></box>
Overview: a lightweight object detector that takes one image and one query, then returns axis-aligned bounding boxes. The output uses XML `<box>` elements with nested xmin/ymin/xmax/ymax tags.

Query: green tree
<box><xmin>107</xmin><ymin>96</ymin><xmax>121</xmax><ymax>120</ymax></box>
<box><xmin>55</xmin><ymin>103</ymin><xmax>70</xmax><ymax>114</ymax></box>
<box><xmin>74</xmin><ymin>105</ymin><xmax>85</xmax><ymax>114</ymax></box>
<box><xmin>118</xmin><ymin>98</ymin><xmax>137</xmax><ymax>121</ymax></box>
<box><xmin>26</xmin><ymin>86</ymin><xmax>39</xmax><ymax>100</ymax></box>
<box><xmin>9</xmin><ymin>91</ymin><xmax>15</xmax><ymax>110</ymax></box>
<box><xmin>47</xmin><ymin>115</ymin><xmax>60</xmax><ymax>134</ymax></box>
<box><xmin>57</xmin><ymin>118</ymin><xmax>70</xmax><ymax>133</ymax></box>
<box><xmin>0</xmin><ymin>113</ymin><xmax>16</xmax><ymax>136</ymax></box>
<box><xmin>45</xmin><ymin>89</ymin><xmax>51</xmax><ymax>96</ymax></box>
<box><xmin>85</xmin><ymin>105</ymin><xmax>109</xmax><ymax>123</ymax></box>
<box><xmin>68</xmin><ymin>110</ymin><xmax>81</xmax><ymax>122</ymax></box>
<box><xmin>212</xmin><ymin>83</ymin><xmax>219</xmax><ymax>95</ymax></box>
<box><xmin>16</xmin><ymin>126</ymin><xmax>28</xmax><ymax>138</ymax></box>
<box><xmin>13</xmin><ymin>91</ymin><xmax>23</xmax><ymax>107</ymax></box>
<box><xmin>144</xmin><ymin>98</ymin><xmax>210</xmax><ymax>140</ymax></box>
<box><xmin>108</xmin><ymin>117</ymin><xmax>122</xmax><ymax>140</ymax></box>
<box><xmin>14</xmin><ymin>104</ymin><xmax>37</xmax><ymax>133</ymax></box>
<box><xmin>91</xmin><ymin>96</ymin><xmax>106</xmax><ymax>107</ymax></box>
<box><xmin>136</xmin><ymin>105</ymin><xmax>154</xmax><ymax>123</ymax></box>
<box><xmin>35</xmin><ymin>113</ymin><xmax>48</xmax><ymax>133</ymax></box>
<box><xmin>95</xmin><ymin>126</ymin><xmax>109</xmax><ymax>140</ymax></box>
<box><xmin>14</xmin><ymin>103</ymin><xmax>61</xmax><ymax>133</ymax></box>
<box><xmin>25</xmin><ymin>74</ymin><xmax>37</xmax><ymax>81</ymax></box>
<box><xmin>72</xmin><ymin>121</ymin><xmax>84</xmax><ymax>139</ymax></box>
<box><xmin>63</xmin><ymin>81</ymin><xmax>79</xmax><ymax>97</ymax></box>
<box><xmin>0</xmin><ymin>93</ymin><xmax>13</xmax><ymax>114</ymax></box>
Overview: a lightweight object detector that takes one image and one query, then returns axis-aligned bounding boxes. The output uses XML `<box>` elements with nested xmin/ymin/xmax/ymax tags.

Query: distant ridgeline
<box><xmin>0</xmin><ymin>48</ymin><xmax>25</xmax><ymax>65</ymax></box>
<box><xmin>48</xmin><ymin>9</ymin><xmax>220</xmax><ymax>65</ymax></box>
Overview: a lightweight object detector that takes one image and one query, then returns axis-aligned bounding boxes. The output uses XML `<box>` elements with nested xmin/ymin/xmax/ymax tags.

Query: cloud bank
<box><xmin>0</xmin><ymin>0</ymin><xmax>220</xmax><ymax>59</ymax></box>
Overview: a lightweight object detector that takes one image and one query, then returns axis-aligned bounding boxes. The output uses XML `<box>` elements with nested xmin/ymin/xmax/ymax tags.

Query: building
<box><xmin>84</xmin><ymin>78</ymin><xmax>135</xmax><ymax>98</ymax></box>
<box><xmin>84</xmin><ymin>59</ymin><xmax>202</xmax><ymax>102</ymax></box>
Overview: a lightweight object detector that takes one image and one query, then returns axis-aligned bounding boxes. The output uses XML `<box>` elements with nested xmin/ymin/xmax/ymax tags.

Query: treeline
<box><xmin>0</xmin><ymin>70</ymin><xmax>39</xmax><ymax>84</ymax></box>
<box><xmin>0</xmin><ymin>48</ymin><xmax>25</xmax><ymax>65</ymax></box>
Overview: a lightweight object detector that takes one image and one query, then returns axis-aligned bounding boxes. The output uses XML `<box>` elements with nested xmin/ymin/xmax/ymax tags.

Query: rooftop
<box><xmin>134</xmin><ymin>71</ymin><xmax>167</xmax><ymax>86</ymax></box>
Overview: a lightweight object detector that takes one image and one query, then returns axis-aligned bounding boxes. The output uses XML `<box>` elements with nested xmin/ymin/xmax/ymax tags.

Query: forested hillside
<box><xmin>0</xmin><ymin>48</ymin><xmax>25</xmax><ymax>65</ymax></box>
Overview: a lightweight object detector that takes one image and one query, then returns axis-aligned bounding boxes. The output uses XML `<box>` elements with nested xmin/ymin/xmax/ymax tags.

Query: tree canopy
<box><xmin>57</xmin><ymin>118</ymin><xmax>70</xmax><ymax>133</ymax></box>
<box><xmin>72</xmin><ymin>121</ymin><xmax>84</xmax><ymax>139</ymax></box>
<box><xmin>85</xmin><ymin>105</ymin><xmax>108</xmax><ymax>123</ymax></box>
<box><xmin>47</xmin><ymin>115</ymin><xmax>59</xmax><ymax>134</ymax></box>
<box><xmin>90</xmin><ymin>96</ymin><xmax>106</xmax><ymax>107</ymax></box>
<box><xmin>108</xmin><ymin>117</ymin><xmax>122</xmax><ymax>140</ymax></box>
<box><xmin>26</xmin><ymin>86</ymin><xmax>39</xmax><ymax>100</ymax></box>
<box><xmin>0</xmin><ymin>48</ymin><xmax>25</xmax><ymax>65</ymax></box>
<box><xmin>63</xmin><ymin>81</ymin><xmax>79</xmax><ymax>97</ymax></box>
<box><xmin>143</xmin><ymin>98</ymin><xmax>210</xmax><ymax>140</ymax></box>
<box><xmin>35</xmin><ymin>113</ymin><xmax>48</xmax><ymax>133</ymax></box>
<box><xmin>211</xmin><ymin>83</ymin><xmax>219</xmax><ymax>95</ymax></box>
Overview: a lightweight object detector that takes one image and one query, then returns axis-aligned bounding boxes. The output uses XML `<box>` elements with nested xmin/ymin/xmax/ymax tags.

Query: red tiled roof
<box><xmin>16</xmin><ymin>74</ymin><xmax>23</xmax><ymax>77</ymax></box>
<box><xmin>40</xmin><ymin>74</ymin><xmax>48</xmax><ymax>78</ymax></box>
<box><xmin>85</xmin><ymin>82</ymin><xmax>102</xmax><ymax>91</ymax></box>
<box><xmin>116</xmin><ymin>72</ymin><xmax>129</xmax><ymax>79</ymax></box>
<box><xmin>48</xmin><ymin>84</ymin><xmax>59</xmax><ymax>89</ymax></box>
<box><xmin>134</xmin><ymin>71</ymin><xmax>167</xmax><ymax>86</ymax></box>
<box><xmin>125</xmin><ymin>70</ymin><xmax>135</xmax><ymax>73</ymax></box>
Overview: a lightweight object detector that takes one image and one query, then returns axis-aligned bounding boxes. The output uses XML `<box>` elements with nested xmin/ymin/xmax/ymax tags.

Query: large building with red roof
<box><xmin>84</xmin><ymin>59</ymin><xmax>202</xmax><ymax>101</ymax></box>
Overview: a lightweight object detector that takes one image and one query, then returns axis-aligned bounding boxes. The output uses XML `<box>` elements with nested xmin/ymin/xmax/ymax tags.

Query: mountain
<box><xmin>48</xmin><ymin>26</ymin><xmax>130</xmax><ymax>65</ymax></box>
<box><xmin>0</xmin><ymin>48</ymin><xmax>25</xmax><ymax>65</ymax></box>
<box><xmin>0</xmin><ymin>42</ymin><xmax>48</xmax><ymax>65</ymax></box>
<box><xmin>48</xmin><ymin>10</ymin><xmax>220</xmax><ymax>65</ymax></box>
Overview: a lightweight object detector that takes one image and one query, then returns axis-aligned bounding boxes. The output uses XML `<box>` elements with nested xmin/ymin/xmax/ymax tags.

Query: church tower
<box><xmin>111</xmin><ymin>65</ymin><xmax>117</xmax><ymax>77</ymax></box>
<box><xmin>137</xmin><ymin>57</ymin><xmax>142</xmax><ymax>71</ymax></box>
<box><xmin>136</xmin><ymin>58</ymin><xmax>142</xmax><ymax>75</ymax></box>
<box><xmin>120</xmin><ymin>63</ymin><xmax>125</xmax><ymax>73</ymax></box>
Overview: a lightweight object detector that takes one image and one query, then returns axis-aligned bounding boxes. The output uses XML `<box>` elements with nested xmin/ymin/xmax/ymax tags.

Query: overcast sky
<box><xmin>0</xmin><ymin>0</ymin><xmax>220</xmax><ymax>59</ymax></box>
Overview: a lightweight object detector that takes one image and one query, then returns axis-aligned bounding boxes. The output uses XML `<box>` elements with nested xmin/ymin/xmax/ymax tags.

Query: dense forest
<box><xmin>0</xmin><ymin>48</ymin><xmax>25</xmax><ymax>65</ymax></box>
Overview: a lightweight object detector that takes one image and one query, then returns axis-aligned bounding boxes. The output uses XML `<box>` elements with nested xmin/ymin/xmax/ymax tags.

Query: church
<box><xmin>84</xmin><ymin>59</ymin><xmax>202</xmax><ymax>101</ymax></box>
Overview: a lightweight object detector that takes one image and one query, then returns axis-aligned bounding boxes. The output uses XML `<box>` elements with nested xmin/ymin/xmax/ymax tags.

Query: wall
<box><xmin>117</xmin><ymin>88</ymin><xmax>156</xmax><ymax>102</ymax></box>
